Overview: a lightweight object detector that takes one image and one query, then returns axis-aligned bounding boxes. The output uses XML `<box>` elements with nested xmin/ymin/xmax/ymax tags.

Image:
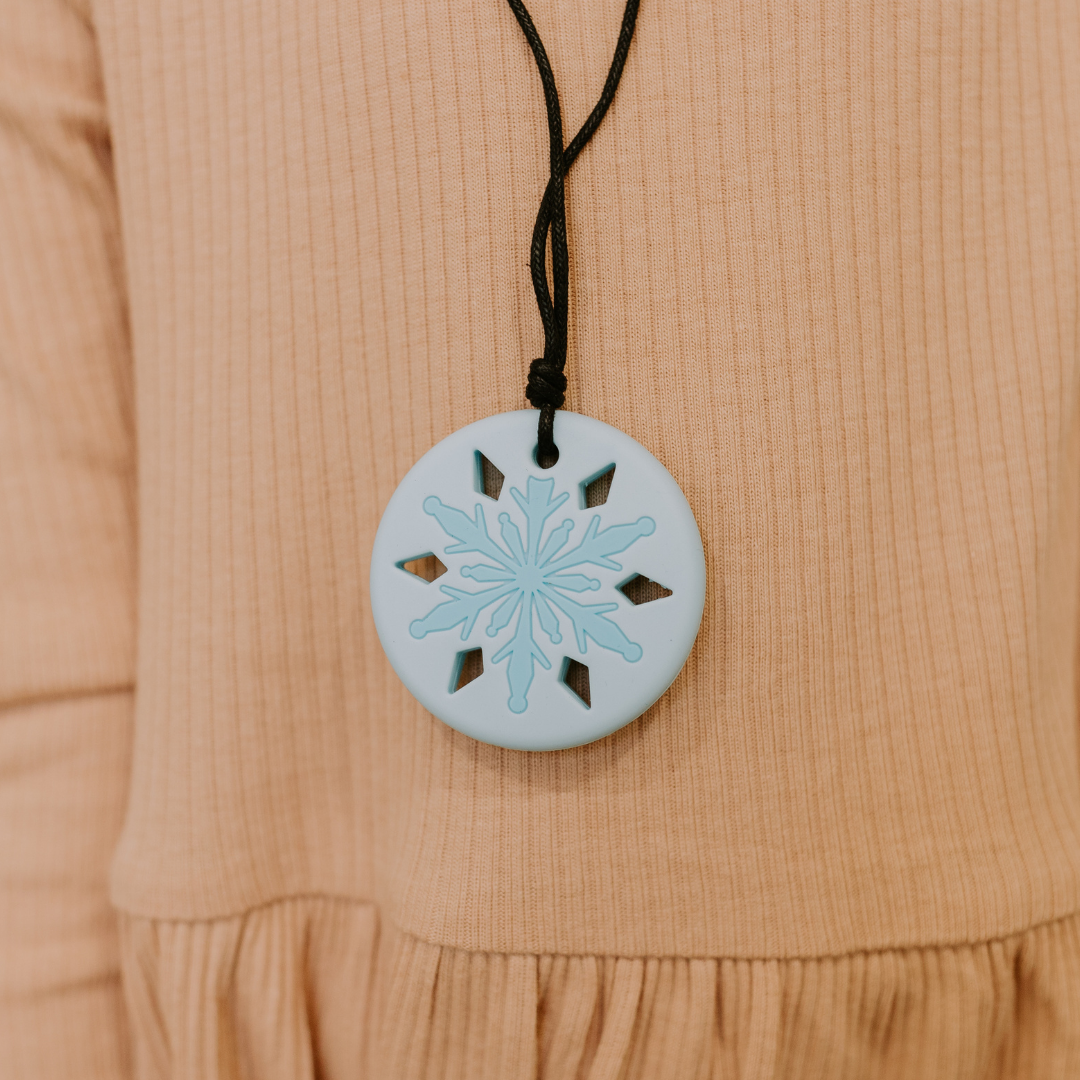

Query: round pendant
<box><xmin>369</xmin><ymin>411</ymin><xmax>706</xmax><ymax>750</ymax></box>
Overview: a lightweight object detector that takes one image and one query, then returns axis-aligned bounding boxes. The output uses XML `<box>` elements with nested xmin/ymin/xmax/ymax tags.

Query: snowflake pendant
<box><xmin>369</xmin><ymin>411</ymin><xmax>706</xmax><ymax>750</ymax></box>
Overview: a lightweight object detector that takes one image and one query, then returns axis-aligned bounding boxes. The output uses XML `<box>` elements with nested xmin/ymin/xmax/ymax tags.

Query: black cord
<box><xmin>506</xmin><ymin>0</ymin><xmax>640</xmax><ymax>467</ymax></box>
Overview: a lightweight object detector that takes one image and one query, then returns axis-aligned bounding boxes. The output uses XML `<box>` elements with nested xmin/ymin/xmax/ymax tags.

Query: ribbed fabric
<box><xmin>119</xmin><ymin>898</ymin><xmax>1080</xmax><ymax>1079</ymax></box>
<box><xmin>5</xmin><ymin>0</ymin><xmax>1080</xmax><ymax>1073</ymax></box>
<box><xmin>0</xmin><ymin>695</ymin><xmax>133</xmax><ymax>1076</ymax></box>
<box><xmin>0</xmin><ymin>0</ymin><xmax>134</xmax><ymax>1072</ymax></box>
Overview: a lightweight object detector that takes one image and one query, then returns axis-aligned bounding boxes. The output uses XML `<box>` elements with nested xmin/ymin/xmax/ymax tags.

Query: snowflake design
<box><xmin>408</xmin><ymin>476</ymin><xmax>655</xmax><ymax>713</ymax></box>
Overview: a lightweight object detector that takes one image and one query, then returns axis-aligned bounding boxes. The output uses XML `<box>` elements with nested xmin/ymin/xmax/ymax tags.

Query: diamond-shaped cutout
<box><xmin>398</xmin><ymin>553</ymin><xmax>447</xmax><ymax>582</ymax></box>
<box><xmin>474</xmin><ymin>451</ymin><xmax>505</xmax><ymax>501</ymax></box>
<box><xmin>451</xmin><ymin>648</ymin><xmax>484</xmax><ymax>692</ymax></box>
<box><xmin>618</xmin><ymin>574</ymin><xmax>672</xmax><ymax>605</ymax></box>
<box><xmin>560</xmin><ymin>657</ymin><xmax>591</xmax><ymax>708</ymax></box>
<box><xmin>581</xmin><ymin>464</ymin><xmax>615</xmax><ymax>508</ymax></box>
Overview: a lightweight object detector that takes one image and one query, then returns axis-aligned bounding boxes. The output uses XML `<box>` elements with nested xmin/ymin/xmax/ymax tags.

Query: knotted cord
<box><xmin>506</xmin><ymin>0</ymin><xmax>640</xmax><ymax>466</ymax></box>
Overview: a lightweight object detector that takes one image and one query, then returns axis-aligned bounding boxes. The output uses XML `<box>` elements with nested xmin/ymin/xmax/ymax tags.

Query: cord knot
<box><xmin>526</xmin><ymin>358</ymin><xmax>567</xmax><ymax>410</ymax></box>
<box><xmin>509</xmin><ymin>0</ymin><xmax>638</xmax><ymax>467</ymax></box>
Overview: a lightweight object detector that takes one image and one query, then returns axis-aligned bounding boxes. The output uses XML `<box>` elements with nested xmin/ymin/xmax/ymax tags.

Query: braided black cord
<box><xmin>506</xmin><ymin>0</ymin><xmax>639</xmax><ymax>466</ymax></box>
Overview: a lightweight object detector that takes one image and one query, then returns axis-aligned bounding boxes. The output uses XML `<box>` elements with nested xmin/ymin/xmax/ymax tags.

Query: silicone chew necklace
<box><xmin>369</xmin><ymin>0</ymin><xmax>705</xmax><ymax>751</ymax></box>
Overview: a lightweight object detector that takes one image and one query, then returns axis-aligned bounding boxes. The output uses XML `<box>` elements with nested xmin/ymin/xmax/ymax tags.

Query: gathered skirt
<box><xmin>116</xmin><ymin>897</ymin><xmax>1080</xmax><ymax>1079</ymax></box>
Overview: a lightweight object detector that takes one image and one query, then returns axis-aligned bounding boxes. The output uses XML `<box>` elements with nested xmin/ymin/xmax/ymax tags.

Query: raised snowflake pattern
<box><xmin>408</xmin><ymin>476</ymin><xmax>655</xmax><ymax>713</ymax></box>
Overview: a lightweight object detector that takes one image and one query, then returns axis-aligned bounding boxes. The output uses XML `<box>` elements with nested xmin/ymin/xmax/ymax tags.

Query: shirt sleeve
<box><xmin>0</xmin><ymin>0</ymin><xmax>134</xmax><ymax>1072</ymax></box>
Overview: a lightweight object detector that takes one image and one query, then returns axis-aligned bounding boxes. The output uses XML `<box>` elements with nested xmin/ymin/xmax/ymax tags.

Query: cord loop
<box><xmin>507</xmin><ymin>0</ymin><xmax>639</xmax><ymax>465</ymax></box>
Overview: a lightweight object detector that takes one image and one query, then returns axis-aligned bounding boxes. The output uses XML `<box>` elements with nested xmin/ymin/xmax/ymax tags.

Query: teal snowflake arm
<box><xmin>538</xmin><ymin>585</ymin><xmax>643</xmax><ymax>661</ymax></box>
<box><xmin>491</xmin><ymin>595</ymin><xmax>551</xmax><ymax>712</ymax></box>
<box><xmin>461</xmin><ymin>564</ymin><xmax>515</xmax><ymax>583</ymax></box>
<box><xmin>409</xmin><ymin>582</ymin><xmax>516</xmax><ymax>641</ymax></box>
<box><xmin>534</xmin><ymin>592</ymin><xmax>563</xmax><ymax>643</ymax></box>
<box><xmin>510</xmin><ymin>477</ymin><xmax>569</xmax><ymax>560</ymax></box>
<box><xmin>536</xmin><ymin>517</ymin><xmax>574</xmax><ymax>565</ymax></box>
<box><xmin>543</xmin><ymin>514</ymin><xmax>656</xmax><ymax>573</ymax></box>
<box><xmin>498</xmin><ymin>512</ymin><xmax>527</xmax><ymax>564</ymax></box>
<box><xmin>485</xmin><ymin>590</ymin><xmax>521</xmax><ymax>637</ymax></box>
<box><xmin>544</xmin><ymin>573</ymin><xmax>601</xmax><ymax>592</ymax></box>
<box><xmin>422</xmin><ymin>496</ymin><xmax>516</xmax><ymax>567</ymax></box>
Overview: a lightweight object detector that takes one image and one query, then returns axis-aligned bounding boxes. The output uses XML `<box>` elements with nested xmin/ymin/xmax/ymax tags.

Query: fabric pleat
<box><xmin>119</xmin><ymin>898</ymin><xmax>1080</xmax><ymax>1080</ymax></box>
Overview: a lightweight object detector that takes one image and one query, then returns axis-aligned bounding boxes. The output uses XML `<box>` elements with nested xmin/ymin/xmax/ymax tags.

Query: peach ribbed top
<box><xmin>4</xmin><ymin>0</ymin><xmax>1080</xmax><ymax>1073</ymax></box>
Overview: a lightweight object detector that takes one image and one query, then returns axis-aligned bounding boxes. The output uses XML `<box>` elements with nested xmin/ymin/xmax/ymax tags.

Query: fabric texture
<box><xmin>120</xmin><ymin>900</ymin><xmax>1080</xmax><ymax>1080</ymax></box>
<box><xmin>4</xmin><ymin>0</ymin><xmax>1080</xmax><ymax>1074</ymax></box>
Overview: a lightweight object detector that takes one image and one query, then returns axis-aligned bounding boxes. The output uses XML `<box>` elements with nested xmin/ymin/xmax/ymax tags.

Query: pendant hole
<box><xmin>474</xmin><ymin>452</ymin><xmax>505</xmax><ymax>500</ymax></box>
<box><xmin>560</xmin><ymin>657</ymin><xmax>591</xmax><ymax>708</ymax></box>
<box><xmin>534</xmin><ymin>443</ymin><xmax>560</xmax><ymax>470</ymax></box>
<box><xmin>618</xmin><ymin>574</ymin><xmax>672</xmax><ymax>605</ymax></box>
<box><xmin>398</xmin><ymin>553</ymin><xmax>447</xmax><ymax>582</ymax></box>
<box><xmin>580</xmin><ymin>464</ymin><xmax>615</xmax><ymax>509</ymax></box>
<box><xmin>451</xmin><ymin>648</ymin><xmax>484</xmax><ymax>693</ymax></box>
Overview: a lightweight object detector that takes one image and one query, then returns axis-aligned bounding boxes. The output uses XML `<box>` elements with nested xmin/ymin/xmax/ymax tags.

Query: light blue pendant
<box><xmin>369</xmin><ymin>411</ymin><xmax>705</xmax><ymax>750</ymax></box>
